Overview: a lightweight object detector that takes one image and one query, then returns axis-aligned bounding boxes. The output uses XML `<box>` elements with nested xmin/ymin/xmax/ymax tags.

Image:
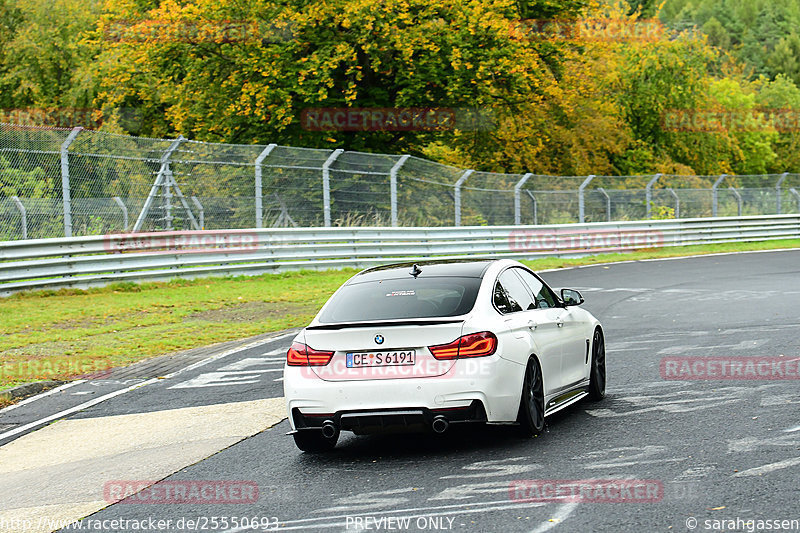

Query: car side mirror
<box><xmin>561</xmin><ymin>288</ymin><xmax>584</xmax><ymax>306</ymax></box>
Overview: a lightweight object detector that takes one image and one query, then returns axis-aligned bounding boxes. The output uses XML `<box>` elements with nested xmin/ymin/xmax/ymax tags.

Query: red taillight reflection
<box><xmin>429</xmin><ymin>331</ymin><xmax>497</xmax><ymax>360</ymax></box>
<box><xmin>286</xmin><ymin>342</ymin><xmax>334</xmax><ymax>366</ymax></box>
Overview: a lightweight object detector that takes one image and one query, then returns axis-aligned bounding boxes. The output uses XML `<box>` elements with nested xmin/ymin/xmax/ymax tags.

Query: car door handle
<box><xmin>556</xmin><ymin>320</ymin><xmax>564</xmax><ymax>328</ymax></box>
<box><xmin>527</xmin><ymin>320</ymin><xmax>537</xmax><ymax>330</ymax></box>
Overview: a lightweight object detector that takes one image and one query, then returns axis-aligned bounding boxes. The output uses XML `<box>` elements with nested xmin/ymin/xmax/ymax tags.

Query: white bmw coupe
<box><xmin>284</xmin><ymin>259</ymin><xmax>606</xmax><ymax>452</ymax></box>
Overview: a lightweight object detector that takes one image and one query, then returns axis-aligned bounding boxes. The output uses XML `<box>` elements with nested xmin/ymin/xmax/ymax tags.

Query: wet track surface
<box><xmin>1</xmin><ymin>250</ymin><xmax>799</xmax><ymax>533</ymax></box>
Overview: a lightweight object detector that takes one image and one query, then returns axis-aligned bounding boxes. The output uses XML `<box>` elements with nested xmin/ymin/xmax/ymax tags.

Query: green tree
<box><xmin>708</xmin><ymin>77</ymin><xmax>777</xmax><ymax>175</ymax></box>
<box><xmin>0</xmin><ymin>156</ymin><xmax>51</xmax><ymax>197</ymax></box>
<box><xmin>659</xmin><ymin>0</ymin><xmax>800</xmax><ymax>82</ymax></box>
<box><xmin>92</xmin><ymin>0</ymin><xmax>581</xmax><ymax>155</ymax></box>
<box><xmin>767</xmin><ymin>34</ymin><xmax>800</xmax><ymax>88</ymax></box>
<box><xmin>0</xmin><ymin>0</ymin><xmax>24</xmax><ymax>109</ymax></box>
<box><xmin>702</xmin><ymin>16</ymin><xmax>730</xmax><ymax>49</ymax></box>
<box><xmin>755</xmin><ymin>74</ymin><xmax>800</xmax><ymax>172</ymax></box>
<box><xmin>0</xmin><ymin>0</ymin><xmax>99</xmax><ymax>110</ymax></box>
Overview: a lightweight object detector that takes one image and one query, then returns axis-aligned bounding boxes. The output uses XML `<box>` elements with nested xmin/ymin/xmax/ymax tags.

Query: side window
<box><xmin>494</xmin><ymin>270</ymin><xmax>535</xmax><ymax>314</ymax></box>
<box><xmin>516</xmin><ymin>269</ymin><xmax>559</xmax><ymax>309</ymax></box>
<box><xmin>493</xmin><ymin>281</ymin><xmax>518</xmax><ymax>314</ymax></box>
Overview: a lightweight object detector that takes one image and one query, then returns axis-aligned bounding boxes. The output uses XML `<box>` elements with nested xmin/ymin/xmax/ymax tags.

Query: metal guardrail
<box><xmin>4</xmin><ymin>124</ymin><xmax>800</xmax><ymax>240</ymax></box>
<box><xmin>1</xmin><ymin>214</ymin><xmax>799</xmax><ymax>296</ymax></box>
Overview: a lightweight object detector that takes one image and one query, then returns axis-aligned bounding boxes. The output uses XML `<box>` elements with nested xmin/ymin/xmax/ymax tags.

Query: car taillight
<box><xmin>429</xmin><ymin>331</ymin><xmax>497</xmax><ymax>360</ymax></box>
<box><xmin>286</xmin><ymin>342</ymin><xmax>334</xmax><ymax>366</ymax></box>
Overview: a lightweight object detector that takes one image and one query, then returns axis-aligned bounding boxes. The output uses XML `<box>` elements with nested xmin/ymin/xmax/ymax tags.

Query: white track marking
<box><xmin>530</xmin><ymin>502</ymin><xmax>579</xmax><ymax>533</ymax></box>
<box><xmin>784</xmin><ymin>425</ymin><xmax>800</xmax><ymax>433</ymax></box>
<box><xmin>219</xmin><ymin>356</ymin><xmax>286</xmax><ymax>371</ymax></box>
<box><xmin>222</xmin><ymin>498</ymin><xmax>550</xmax><ymax>532</ymax></box>
<box><xmin>0</xmin><ymin>378</ymin><xmax>159</xmax><ymax>442</ymax></box>
<box><xmin>172</xmin><ymin>348</ymin><xmax>289</xmax><ymax>389</ymax></box>
<box><xmin>439</xmin><ymin>457</ymin><xmax>542</xmax><ymax>480</ymax></box>
<box><xmin>728</xmin><ymin>434</ymin><xmax>800</xmax><ymax>453</ymax></box>
<box><xmin>0</xmin><ymin>332</ymin><xmax>294</xmax><ymax>443</ymax></box>
<box><xmin>656</xmin><ymin>339</ymin><xmax>769</xmax><ymax>355</ymax></box>
<box><xmin>170</xmin><ymin>368</ymin><xmax>284</xmax><ymax>389</ymax></box>
<box><xmin>173</xmin><ymin>332</ymin><xmax>295</xmax><ymax>375</ymax></box>
<box><xmin>0</xmin><ymin>380</ymin><xmax>85</xmax><ymax>415</ymax></box>
<box><xmin>733</xmin><ymin>457</ymin><xmax>800</xmax><ymax>477</ymax></box>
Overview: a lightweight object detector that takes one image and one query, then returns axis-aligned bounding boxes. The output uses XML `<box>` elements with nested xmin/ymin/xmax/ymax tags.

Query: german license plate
<box><xmin>346</xmin><ymin>350</ymin><xmax>416</xmax><ymax>368</ymax></box>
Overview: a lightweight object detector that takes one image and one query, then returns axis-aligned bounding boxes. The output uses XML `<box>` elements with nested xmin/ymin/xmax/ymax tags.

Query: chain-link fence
<box><xmin>2</xmin><ymin>122</ymin><xmax>800</xmax><ymax>240</ymax></box>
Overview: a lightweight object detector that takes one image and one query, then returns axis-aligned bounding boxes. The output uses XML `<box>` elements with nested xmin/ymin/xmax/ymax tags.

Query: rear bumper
<box><xmin>283</xmin><ymin>355</ymin><xmax>523</xmax><ymax>429</ymax></box>
<box><xmin>291</xmin><ymin>401</ymin><xmax>487</xmax><ymax>435</ymax></box>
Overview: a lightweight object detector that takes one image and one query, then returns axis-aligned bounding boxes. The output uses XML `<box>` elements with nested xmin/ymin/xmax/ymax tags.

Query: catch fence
<box><xmin>2</xmin><ymin>123</ymin><xmax>799</xmax><ymax>240</ymax></box>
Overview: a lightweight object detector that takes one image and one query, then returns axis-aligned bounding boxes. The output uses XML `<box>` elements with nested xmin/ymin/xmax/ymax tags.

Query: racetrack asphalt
<box><xmin>0</xmin><ymin>249</ymin><xmax>798</xmax><ymax>533</ymax></box>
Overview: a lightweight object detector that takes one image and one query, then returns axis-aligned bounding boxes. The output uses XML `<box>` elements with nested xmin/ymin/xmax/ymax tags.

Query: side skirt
<box><xmin>544</xmin><ymin>388</ymin><xmax>589</xmax><ymax>417</ymax></box>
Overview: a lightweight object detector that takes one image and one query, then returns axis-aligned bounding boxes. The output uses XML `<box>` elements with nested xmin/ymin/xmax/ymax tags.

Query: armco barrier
<box><xmin>1</xmin><ymin>215</ymin><xmax>799</xmax><ymax>295</ymax></box>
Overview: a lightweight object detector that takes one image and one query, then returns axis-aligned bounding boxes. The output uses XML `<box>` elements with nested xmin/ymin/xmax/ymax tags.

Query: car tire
<box><xmin>517</xmin><ymin>357</ymin><xmax>545</xmax><ymax>437</ymax></box>
<box><xmin>588</xmin><ymin>328</ymin><xmax>606</xmax><ymax>401</ymax></box>
<box><xmin>293</xmin><ymin>429</ymin><xmax>339</xmax><ymax>452</ymax></box>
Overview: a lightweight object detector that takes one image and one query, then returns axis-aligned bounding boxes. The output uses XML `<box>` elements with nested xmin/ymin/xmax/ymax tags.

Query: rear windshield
<box><xmin>317</xmin><ymin>276</ymin><xmax>482</xmax><ymax>323</ymax></box>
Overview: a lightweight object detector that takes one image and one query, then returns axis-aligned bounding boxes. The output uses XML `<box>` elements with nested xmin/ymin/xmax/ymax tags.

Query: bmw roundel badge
<box><xmin>375</xmin><ymin>334</ymin><xmax>384</xmax><ymax>345</ymax></box>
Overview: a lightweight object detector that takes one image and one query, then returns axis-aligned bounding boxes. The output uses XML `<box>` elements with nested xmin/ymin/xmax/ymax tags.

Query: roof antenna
<box><xmin>410</xmin><ymin>264</ymin><xmax>422</xmax><ymax>278</ymax></box>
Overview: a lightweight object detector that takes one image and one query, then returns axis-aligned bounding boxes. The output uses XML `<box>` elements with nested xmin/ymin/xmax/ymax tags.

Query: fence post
<box><xmin>11</xmin><ymin>196</ymin><xmax>27</xmax><ymax>239</ymax></box>
<box><xmin>667</xmin><ymin>188</ymin><xmax>680</xmax><ymax>218</ymax></box>
<box><xmin>645</xmin><ymin>173</ymin><xmax>662</xmax><ymax>219</ymax></box>
<box><xmin>454</xmin><ymin>169</ymin><xmax>474</xmax><ymax>226</ymax></box>
<box><xmin>514</xmin><ymin>173</ymin><xmax>533</xmax><ymax>225</ymax></box>
<box><xmin>60</xmin><ymin>127</ymin><xmax>82</xmax><ymax>237</ymax></box>
<box><xmin>578</xmin><ymin>175</ymin><xmax>595</xmax><ymax>223</ymax></box>
<box><xmin>776</xmin><ymin>172</ymin><xmax>788</xmax><ymax>215</ymax></box>
<box><xmin>133</xmin><ymin>135</ymin><xmax>186</xmax><ymax>232</ymax></box>
<box><xmin>729</xmin><ymin>186</ymin><xmax>742</xmax><ymax>216</ymax></box>
<box><xmin>254</xmin><ymin>143</ymin><xmax>277</xmax><ymax>229</ymax></box>
<box><xmin>390</xmin><ymin>155</ymin><xmax>410</xmax><ymax>227</ymax></box>
<box><xmin>113</xmin><ymin>197</ymin><xmax>128</xmax><ymax>230</ymax></box>
<box><xmin>597</xmin><ymin>187</ymin><xmax>611</xmax><ymax>221</ymax></box>
<box><xmin>525</xmin><ymin>190</ymin><xmax>538</xmax><ymax>225</ymax></box>
<box><xmin>163</xmin><ymin>170</ymin><xmax>174</xmax><ymax>230</ymax></box>
<box><xmin>322</xmin><ymin>149</ymin><xmax>344</xmax><ymax>227</ymax></box>
<box><xmin>790</xmin><ymin>188</ymin><xmax>800</xmax><ymax>213</ymax></box>
<box><xmin>712</xmin><ymin>174</ymin><xmax>727</xmax><ymax>217</ymax></box>
<box><xmin>191</xmin><ymin>196</ymin><xmax>204</xmax><ymax>229</ymax></box>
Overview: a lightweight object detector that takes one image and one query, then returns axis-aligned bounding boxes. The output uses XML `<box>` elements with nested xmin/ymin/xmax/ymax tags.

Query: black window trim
<box><xmin>512</xmin><ymin>266</ymin><xmax>561</xmax><ymax>309</ymax></box>
<box><xmin>492</xmin><ymin>266</ymin><xmax>534</xmax><ymax>315</ymax></box>
<box><xmin>491</xmin><ymin>266</ymin><xmax>562</xmax><ymax>315</ymax></box>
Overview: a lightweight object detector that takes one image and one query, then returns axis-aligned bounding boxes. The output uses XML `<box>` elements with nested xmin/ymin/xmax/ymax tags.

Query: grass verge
<box><xmin>2</xmin><ymin>238</ymin><xmax>799</xmax><ymax>392</ymax></box>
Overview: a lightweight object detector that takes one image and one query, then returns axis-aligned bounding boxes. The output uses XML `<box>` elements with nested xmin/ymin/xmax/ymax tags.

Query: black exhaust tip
<box><xmin>431</xmin><ymin>415</ymin><xmax>449</xmax><ymax>434</ymax></box>
<box><xmin>321</xmin><ymin>420</ymin><xmax>337</xmax><ymax>439</ymax></box>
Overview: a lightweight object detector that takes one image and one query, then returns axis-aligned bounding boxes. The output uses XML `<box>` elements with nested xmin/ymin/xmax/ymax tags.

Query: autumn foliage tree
<box><xmin>1</xmin><ymin>0</ymin><xmax>800</xmax><ymax>177</ymax></box>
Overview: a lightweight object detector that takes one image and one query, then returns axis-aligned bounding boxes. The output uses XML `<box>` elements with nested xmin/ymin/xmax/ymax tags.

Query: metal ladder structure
<box><xmin>132</xmin><ymin>136</ymin><xmax>201</xmax><ymax>232</ymax></box>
